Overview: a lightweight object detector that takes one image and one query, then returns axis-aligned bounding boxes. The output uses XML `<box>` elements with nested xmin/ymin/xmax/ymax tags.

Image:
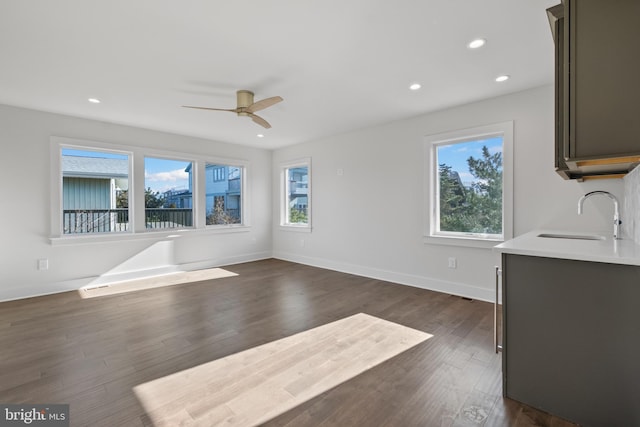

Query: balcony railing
<box><xmin>63</xmin><ymin>209</ymin><xmax>128</xmax><ymax>234</ymax></box>
<box><xmin>145</xmin><ymin>208</ymin><xmax>193</xmax><ymax>229</ymax></box>
<box><xmin>63</xmin><ymin>208</ymin><xmax>193</xmax><ymax>234</ymax></box>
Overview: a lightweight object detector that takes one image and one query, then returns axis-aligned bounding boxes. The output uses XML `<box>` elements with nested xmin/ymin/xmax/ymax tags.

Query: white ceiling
<box><xmin>0</xmin><ymin>0</ymin><xmax>559</xmax><ymax>150</ymax></box>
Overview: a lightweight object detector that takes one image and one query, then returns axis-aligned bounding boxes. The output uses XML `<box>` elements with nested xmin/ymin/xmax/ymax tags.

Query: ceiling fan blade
<box><xmin>246</xmin><ymin>96</ymin><xmax>283</xmax><ymax>113</ymax></box>
<box><xmin>249</xmin><ymin>113</ymin><xmax>271</xmax><ymax>129</ymax></box>
<box><xmin>182</xmin><ymin>106</ymin><xmax>238</xmax><ymax>113</ymax></box>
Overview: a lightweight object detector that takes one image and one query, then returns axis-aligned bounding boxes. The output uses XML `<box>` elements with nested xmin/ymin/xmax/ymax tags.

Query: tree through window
<box><xmin>438</xmin><ymin>140</ymin><xmax>503</xmax><ymax>235</ymax></box>
<box><xmin>427</xmin><ymin>122</ymin><xmax>513</xmax><ymax>243</ymax></box>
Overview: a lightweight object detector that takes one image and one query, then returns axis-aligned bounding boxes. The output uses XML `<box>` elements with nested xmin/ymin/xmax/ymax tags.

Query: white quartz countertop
<box><xmin>493</xmin><ymin>230</ymin><xmax>640</xmax><ymax>266</ymax></box>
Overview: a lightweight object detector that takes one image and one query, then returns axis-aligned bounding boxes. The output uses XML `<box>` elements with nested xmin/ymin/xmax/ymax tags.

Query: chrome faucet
<box><xmin>577</xmin><ymin>191</ymin><xmax>621</xmax><ymax>239</ymax></box>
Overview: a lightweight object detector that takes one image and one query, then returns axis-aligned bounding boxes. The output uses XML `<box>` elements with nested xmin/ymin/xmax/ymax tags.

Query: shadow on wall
<box><xmin>85</xmin><ymin>240</ymin><xmax>178</xmax><ymax>286</ymax></box>
<box><xmin>76</xmin><ymin>238</ymin><xmax>240</xmax><ymax>298</ymax></box>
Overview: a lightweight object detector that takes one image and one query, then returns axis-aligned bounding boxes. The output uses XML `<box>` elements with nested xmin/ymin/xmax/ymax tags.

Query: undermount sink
<box><xmin>537</xmin><ymin>233</ymin><xmax>605</xmax><ymax>241</ymax></box>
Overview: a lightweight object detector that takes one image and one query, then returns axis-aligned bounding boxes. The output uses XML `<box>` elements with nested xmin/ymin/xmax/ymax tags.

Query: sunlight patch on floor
<box><xmin>78</xmin><ymin>268</ymin><xmax>238</xmax><ymax>298</ymax></box>
<box><xmin>133</xmin><ymin>313</ymin><xmax>432</xmax><ymax>426</ymax></box>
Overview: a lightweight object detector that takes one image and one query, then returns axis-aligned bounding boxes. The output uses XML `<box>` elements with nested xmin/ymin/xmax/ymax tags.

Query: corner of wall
<box><xmin>623</xmin><ymin>165</ymin><xmax>640</xmax><ymax>243</ymax></box>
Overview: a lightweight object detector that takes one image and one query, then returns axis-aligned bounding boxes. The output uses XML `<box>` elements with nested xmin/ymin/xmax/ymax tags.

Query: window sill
<box><xmin>278</xmin><ymin>225</ymin><xmax>312</xmax><ymax>233</ymax></box>
<box><xmin>50</xmin><ymin>225</ymin><xmax>251</xmax><ymax>246</ymax></box>
<box><xmin>423</xmin><ymin>234</ymin><xmax>505</xmax><ymax>249</ymax></box>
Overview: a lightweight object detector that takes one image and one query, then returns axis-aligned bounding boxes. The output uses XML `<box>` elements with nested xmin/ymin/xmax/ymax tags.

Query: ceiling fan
<box><xmin>183</xmin><ymin>90</ymin><xmax>283</xmax><ymax>129</ymax></box>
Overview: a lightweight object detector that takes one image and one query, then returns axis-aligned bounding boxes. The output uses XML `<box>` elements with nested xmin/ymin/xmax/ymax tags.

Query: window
<box><xmin>426</xmin><ymin>122</ymin><xmax>513</xmax><ymax>246</ymax></box>
<box><xmin>212</xmin><ymin>167</ymin><xmax>226</xmax><ymax>182</ymax></box>
<box><xmin>205</xmin><ymin>163</ymin><xmax>243</xmax><ymax>225</ymax></box>
<box><xmin>281</xmin><ymin>158</ymin><xmax>311</xmax><ymax>230</ymax></box>
<box><xmin>51</xmin><ymin>136</ymin><xmax>250</xmax><ymax>242</ymax></box>
<box><xmin>144</xmin><ymin>157</ymin><xmax>193</xmax><ymax>229</ymax></box>
<box><xmin>60</xmin><ymin>148</ymin><xmax>130</xmax><ymax>234</ymax></box>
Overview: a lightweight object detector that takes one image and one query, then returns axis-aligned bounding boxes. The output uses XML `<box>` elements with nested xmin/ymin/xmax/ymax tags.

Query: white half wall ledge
<box><xmin>0</xmin><ymin>251</ymin><xmax>272</xmax><ymax>303</ymax></box>
<box><xmin>273</xmin><ymin>251</ymin><xmax>495</xmax><ymax>303</ymax></box>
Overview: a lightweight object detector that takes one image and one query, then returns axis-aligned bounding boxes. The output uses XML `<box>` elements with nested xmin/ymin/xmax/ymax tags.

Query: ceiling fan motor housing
<box><xmin>236</xmin><ymin>90</ymin><xmax>254</xmax><ymax>116</ymax></box>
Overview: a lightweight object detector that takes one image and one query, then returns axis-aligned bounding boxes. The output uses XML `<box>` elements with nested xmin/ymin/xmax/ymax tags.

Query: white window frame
<box><xmin>279</xmin><ymin>157</ymin><xmax>312</xmax><ymax>232</ymax></box>
<box><xmin>424</xmin><ymin>121</ymin><xmax>513</xmax><ymax>248</ymax></box>
<box><xmin>50</xmin><ymin>136</ymin><xmax>250</xmax><ymax>245</ymax></box>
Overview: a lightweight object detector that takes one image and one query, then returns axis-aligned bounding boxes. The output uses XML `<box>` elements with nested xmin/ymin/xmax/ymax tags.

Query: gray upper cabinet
<box><xmin>548</xmin><ymin>0</ymin><xmax>640</xmax><ymax>180</ymax></box>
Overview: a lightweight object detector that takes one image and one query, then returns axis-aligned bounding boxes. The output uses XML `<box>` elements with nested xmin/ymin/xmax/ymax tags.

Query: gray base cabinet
<box><xmin>502</xmin><ymin>254</ymin><xmax>640</xmax><ymax>426</ymax></box>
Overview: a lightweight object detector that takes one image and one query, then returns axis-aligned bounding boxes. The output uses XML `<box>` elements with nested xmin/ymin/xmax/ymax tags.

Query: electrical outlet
<box><xmin>37</xmin><ymin>258</ymin><xmax>49</xmax><ymax>271</ymax></box>
<box><xmin>448</xmin><ymin>257</ymin><xmax>457</xmax><ymax>269</ymax></box>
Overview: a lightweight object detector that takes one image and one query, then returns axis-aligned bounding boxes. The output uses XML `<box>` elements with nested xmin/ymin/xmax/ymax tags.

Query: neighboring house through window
<box><xmin>61</xmin><ymin>148</ymin><xmax>130</xmax><ymax>234</ymax></box>
<box><xmin>280</xmin><ymin>158</ymin><xmax>311</xmax><ymax>230</ymax></box>
<box><xmin>204</xmin><ymin>163</ymin><xmax>243</xmax><ymax>225</ymax></box>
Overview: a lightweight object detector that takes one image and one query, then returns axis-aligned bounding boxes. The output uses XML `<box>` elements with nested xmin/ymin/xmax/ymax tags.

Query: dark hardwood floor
<box><xmin>0</xmin><ymin>259</ymin><xmax>576</xmax><ymax>426</ymax></box>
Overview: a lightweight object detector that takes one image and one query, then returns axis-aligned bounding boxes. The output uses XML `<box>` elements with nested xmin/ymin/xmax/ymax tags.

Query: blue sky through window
<box><xmin>144</xmin><ymin>157</ymin><xmax>191</xmax><ymax>193</ymax></box>
<box><xmin>436</xmin><ymin>136</ymin><xmax>502</xmax><ymax>186</ymax></box>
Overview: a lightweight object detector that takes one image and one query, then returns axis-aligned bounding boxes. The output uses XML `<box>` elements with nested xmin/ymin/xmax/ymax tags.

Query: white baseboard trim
<box><xmin>2</xmin><ymin>251</ymin><xmax>492</xmax><ymax>303</ymax></box>
<box><xmin>0</xmin><ymin>277</ymin><xmax>94</xmax><ymax>303</ymax></box>
<box><xmin>0</xmin><ymin>251</ymin><xmax>272</xmax><ymax>302</ymax></box>
<box><xmin>273</xmin><ymin>251</ymin><xmax>494</xmax><ymax>303</ymax></box>
<box><xmin>179</xmin><ymin>251</ymin><xmax>272</xmax><ymax>272</ymax></box>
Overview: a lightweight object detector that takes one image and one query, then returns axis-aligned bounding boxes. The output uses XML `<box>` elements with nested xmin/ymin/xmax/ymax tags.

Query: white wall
<box><xmin>272</xmin><ymin>85</ymin><xmax>623</xmax><ymax>302</ymax></box>
<box><xmin>0</xmin><ymin>104</ymin><xmax>272</xmax><ymax>301</ymax></box>
<box><xmin>1</xmin><ymin>86</ymin><xmax>624</xmax><ymax>302</ymax></box>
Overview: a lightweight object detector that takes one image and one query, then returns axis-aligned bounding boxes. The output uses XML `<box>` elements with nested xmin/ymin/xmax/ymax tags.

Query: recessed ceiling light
<box><xmin>468</xmin><ymin>38</ymin><xmax>486</xmax><ymax>49</ymax></box>
<box><xmin>495</xmin><ymin>75</ymin><xmax>510</xmax><ymax>82</ymax></box>
<box><xmin>257</xmin><ymin>134</ymin><xmax>265</xmax><ymax>138</ymax></box>
<box><xmin>88</xmin><ymin>98</ymin><xmax>101</xmax><ymax>104</ymax></box>
<box><xmin>409</xmin><ymin>83</ymin><xmax>422</xmax><ymax>91</ymax></box>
